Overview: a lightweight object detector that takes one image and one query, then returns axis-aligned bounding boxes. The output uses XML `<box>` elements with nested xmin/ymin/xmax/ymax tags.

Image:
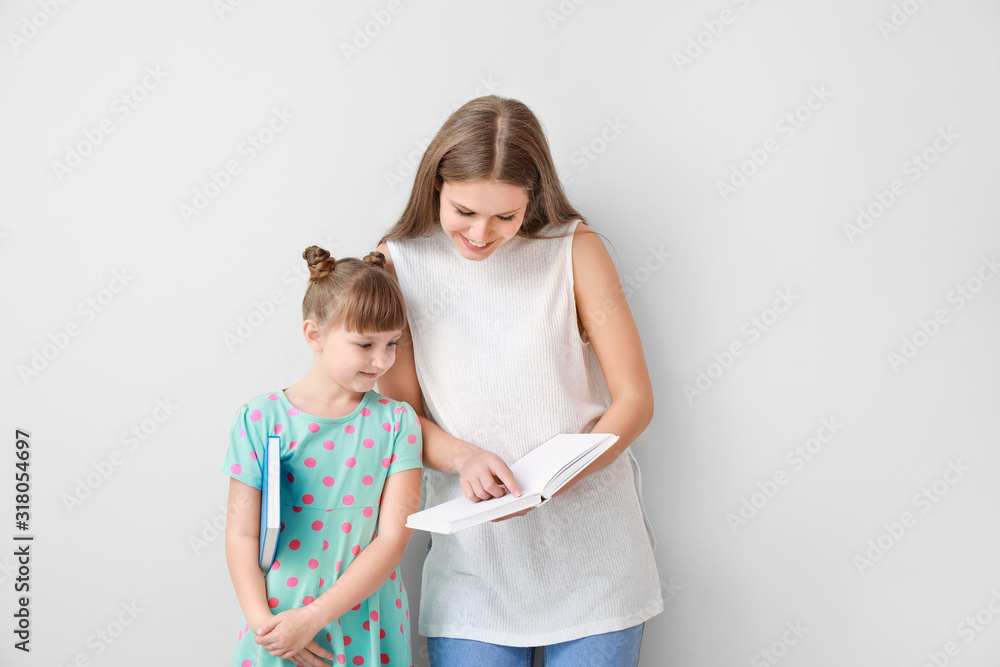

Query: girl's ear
<box><xmin>433</xmin><ymin>175</ymin><xmax>443</xmax><ymax>191</ymax></box>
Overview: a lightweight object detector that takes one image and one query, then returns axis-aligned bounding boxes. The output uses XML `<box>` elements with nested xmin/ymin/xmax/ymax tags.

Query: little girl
<box><xmin>221</xmin><ymin>246</ymin><xmax>423</xmax><ymax>667</ymax></box>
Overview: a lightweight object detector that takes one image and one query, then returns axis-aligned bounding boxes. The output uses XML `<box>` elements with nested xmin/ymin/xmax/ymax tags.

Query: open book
<box><xmin>406</xmin><ymin>433</ymin><xmax>619</xmax><ymax>534</ymax></box>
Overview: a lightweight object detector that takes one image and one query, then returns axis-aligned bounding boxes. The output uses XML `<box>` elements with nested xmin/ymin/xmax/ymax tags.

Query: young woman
<box><xmin>375</xmin><ymin>96</ymin><xmax>662</xmax><ymax>666</ymax></box>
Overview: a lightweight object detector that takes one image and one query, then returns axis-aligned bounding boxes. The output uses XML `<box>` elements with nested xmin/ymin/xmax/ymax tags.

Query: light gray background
<box><xmin>2</xmin><ymin>1</ymin><xmax>999</xmax><ymax>666</ymax></box>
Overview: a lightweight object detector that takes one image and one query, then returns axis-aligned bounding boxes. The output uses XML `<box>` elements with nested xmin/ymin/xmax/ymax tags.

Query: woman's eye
<box><xmin>455</xmin><ymin>208</ymin><xmax>474</xmax><ymax>217</ymax></box>
<box><xmin>498</xmin><ymin>214</ymin><xmax>515</xmax><ymax>222</ymax></box>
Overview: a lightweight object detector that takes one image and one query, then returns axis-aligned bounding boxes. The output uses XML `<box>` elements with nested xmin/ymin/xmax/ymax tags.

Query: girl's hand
<box><xmin>254</xmin><ymin>607</ymin><xmax>334</xmax><ymax>666</ymax></box>
<box><xmin>458</xmin><ymin>444</ymin><xmax>522</xmax><ymax>502</ymax></box>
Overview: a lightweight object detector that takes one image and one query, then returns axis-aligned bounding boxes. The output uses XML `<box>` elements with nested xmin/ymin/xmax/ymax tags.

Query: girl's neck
<box><xmin>285</xmin><ymin>369</ymin><xmax>365</xmax><ymax>420</ymax></box>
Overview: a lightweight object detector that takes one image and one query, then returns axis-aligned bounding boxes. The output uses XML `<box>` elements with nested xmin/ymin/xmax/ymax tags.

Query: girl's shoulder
<box><xmin>366</xmin><ymin>390</ymin><xmax>419</xmax><ymax>425</ymax></box>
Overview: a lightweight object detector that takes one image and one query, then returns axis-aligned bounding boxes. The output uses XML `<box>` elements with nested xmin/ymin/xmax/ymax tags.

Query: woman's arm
<box><xmin>553</xmin><ymin>222</ymin><xmax>655</xmax><ymax>496</ymax></box>
<box><xmin>223</xmin><ymin>477</ymin><xmax>275</xmax><ymax>630</ymax></box>
<box><xmin>375</xmin><ymin>241</ymin><xmax>522</xmax><ymax>501</ymax></box>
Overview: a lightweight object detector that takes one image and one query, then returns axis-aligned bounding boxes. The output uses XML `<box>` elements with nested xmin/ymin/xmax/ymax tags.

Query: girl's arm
<box><xmin>376</xmin><ymin>241</ymin><xmax>523</xmax><ymax>502</ymax></box>
<box><xmin>253</xmin><ymin>470</ymin><xmax>421</xmax><ymax>663</ymax></box>
<box><xmin>553</xmin><ymin>222</ymin><xmax>655</xmax><ymax>496</ymax></box>
<box><xmin>223</xmin><ymin>477</ymin><xmax>275</xmax><ymax>631</ymax></box>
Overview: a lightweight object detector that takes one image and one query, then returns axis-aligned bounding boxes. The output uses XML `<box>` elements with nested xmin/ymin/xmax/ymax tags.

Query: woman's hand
<box><xmin>254</xmin><ymin>607</ymin><xmax>334</xmax><ymax>666</ymax></box>
<box><xmin>457</xmin><ymin>443</ymin><xmax>522</xmax><ymax>502</ymax></box>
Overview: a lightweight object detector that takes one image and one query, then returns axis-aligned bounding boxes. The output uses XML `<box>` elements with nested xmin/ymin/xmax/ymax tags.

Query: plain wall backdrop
<box><xmin>2</xmin><ymin>1</ymin><xmax>999</xmax><ymax>666</ymax></box>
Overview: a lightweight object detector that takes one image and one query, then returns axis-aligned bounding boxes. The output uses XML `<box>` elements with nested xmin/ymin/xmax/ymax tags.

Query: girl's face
<box><xmin>315</xmin><ymin>321</ymin><xmax>403</xmax><ymax>395</ymax></box>
<box><xmin>438</xmin><ymin>179</ymin><xmax>529</xmax><ymax>261</ymax></box>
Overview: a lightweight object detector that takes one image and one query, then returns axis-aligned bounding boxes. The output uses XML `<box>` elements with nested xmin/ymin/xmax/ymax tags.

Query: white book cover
<box><xmin>406</xmin><ymin>433</ymin><xmax>619</xmax><ymax>534</ymax></box>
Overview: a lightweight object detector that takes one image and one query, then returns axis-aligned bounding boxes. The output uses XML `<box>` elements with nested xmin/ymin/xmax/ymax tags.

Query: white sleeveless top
<box><xmin>387</xmin><ymin>219</ymin><xmax>663</xmax><ymax>646</ymax></box>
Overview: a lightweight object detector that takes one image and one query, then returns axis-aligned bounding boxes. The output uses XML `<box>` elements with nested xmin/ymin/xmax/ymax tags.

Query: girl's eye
<box><xmin>388</xmin><ymin>341</ymin><xmax>398</xmax><ymax>348</ymax></box>
<box><xmin>455</xmin><ymin>208</ymin><xmax>474</xmax><ymax>217</ymax></box>
<box><xmin>357</xmin><ymin>343</ymin><xmax>371</xmax><ymax>349</ymax></box>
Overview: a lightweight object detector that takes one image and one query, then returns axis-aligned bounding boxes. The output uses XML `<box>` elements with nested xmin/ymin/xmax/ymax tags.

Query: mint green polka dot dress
<box><xmin>221</xmin><ymin>388</ymin><xmax>423</xmax><ymax>667</ymax></box>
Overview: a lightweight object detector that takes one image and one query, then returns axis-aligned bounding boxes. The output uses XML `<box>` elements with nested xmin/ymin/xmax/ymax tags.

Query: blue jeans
<box><xmin>427</xmin><ymin>623</ymin><xmax>644</xmax><ymax>667</ymax></box>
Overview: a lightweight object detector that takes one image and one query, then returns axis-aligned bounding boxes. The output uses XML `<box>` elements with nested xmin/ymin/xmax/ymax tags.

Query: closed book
<box><xmin>406</xmin><ymin>433</ymin><xmax>619</xmax><ymax>534</ymax></box>
<box><xmin>259</xmin><ymin>435</ymin><xmax>281</xmax><ymax>574</ymax></box>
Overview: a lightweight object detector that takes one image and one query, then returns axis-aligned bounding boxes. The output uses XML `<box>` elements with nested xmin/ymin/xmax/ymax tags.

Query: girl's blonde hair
<box><xmin>301</xmin><ymin>246</ymin><xmax>406</xmax><ymax>335</ymax></box>
<box><xmin>379</xmin><ymin>95</ymin><xmax>584</xmax><ymax>244</ymax></box>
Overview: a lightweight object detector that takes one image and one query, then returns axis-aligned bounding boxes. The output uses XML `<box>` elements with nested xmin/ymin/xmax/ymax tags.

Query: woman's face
<box><xmin>438</xmin><ymin>179</ymin><xmax>529</xmax><ymax>261</ymax></box>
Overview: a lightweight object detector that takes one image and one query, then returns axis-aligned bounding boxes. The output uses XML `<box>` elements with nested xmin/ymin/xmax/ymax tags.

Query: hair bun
<box><xmin>362</xmin><ymin>251</ymin><xmax>386</xmax><ymax>270</ymax></box>
<box><xmin>303</xmin><ymin>245</ymin><xmax>336</xmax><ymax>282</ymax></box>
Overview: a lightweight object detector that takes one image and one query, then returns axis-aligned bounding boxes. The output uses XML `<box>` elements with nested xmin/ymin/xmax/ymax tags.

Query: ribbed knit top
<box><xmin>387</xmin><ymin>219</ymin><xmax>662</xmax><ymax>646</ymax></box>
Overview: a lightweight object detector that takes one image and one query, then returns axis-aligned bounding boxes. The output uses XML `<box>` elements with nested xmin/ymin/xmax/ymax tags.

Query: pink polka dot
<box><xmin>237</xmin><ymin>630</ymin><xmax>243</xmax><ymax>641</ymax></box>
<box><xmin>343</xmin><ymin>494</ymin><xmax>355</xmax><ymax>505</ymax></box>
<box><xmin>303</xmin><ymin>595</ymin><xmax>315</xmax><ymax>605</ymax></box>
<box><xmin>273</xmin><ymin>559</ymin><xmax>280</xmax><ymax>569</ymax></box>
<box><xmin>292</xmin><ymin>506</ymin><xmax>302</xmax><ymax>513</ymax></box>
<box><xmin>323</xmin><ymin>440</ymin><xmax>335</xmax><ymax>450</ymax></box>
<box><xmin>274</xmin><ymin>424</ymin><xmax>283</xmax><ymax>435</ymax></box>
<box><xmin>378</xmin><ymin>399</ymin><xmax>389</xmax><ymax>404</ymax></box>
<box><xmin>381</xmin><ymin>458</ymin><xmax>390</xmax><ymax>468</ymax></box>
<box><xmin>243</xmin><ymin>660</ymin><xmax>252</xmax><ymax>667</ymax></box>
<box><xmin>323</xmin><ymin>539</ymin><xmax>329</xmax><ymax>551</ymax></box>
<box><xmin>230</xmin><ymin>464</ymin><xmax>242</xmax><ymax>475</ymax></box>
<box><xmin>344</xmin><ymin>425</ymin><xmax>356</xmax><ymax>434</ymax></box>
<box><xmin>250</xmin><ymin>451</ymin><xmax>258</xmax><ymax>461</ymax></box>
<box><xmin>323</xmin><ymin>476</ymin><xmax>335</xmax><ymax>486</ymax></box>
<box><xmin>289</xmin><ymin>539</ymin><xmax>301</xmax><ymax>550</ymax></box>
<box><xmin>363</xmin><ymin>507</ymin><xmax>373</xmax><ymax>518</ymax></box>
<box><xmin>352</xmin><ymin>544</ymin><xmax>361</xmax><ymax>556</ymax></box>
<box><xmin>395</xmin><ymin>406</ymin><xmax>407</xmax><ymax>414</ymax></box>
<box><xmin>396</xmin><ymin>598</ymin><xmax>402</xmax><ymax>609</ymax></box>
<box><xmin>286</xmin><ymin>472</ymin><xmax>295</xmax><ymax>483</ymax></box>
<box><xmin>268</xmin><ymin>393</ymin><xmax>278</xmax><ymax>400</ymax></box>
<box><xmin>287</xmin><ymin>577</ymin><xmax>298</xmax><ymax>587</ymax></box>
<box><xmin>342</xmin><ymin>522</ymin><xmax>352</xmax><ymax>533</ymax></box>
<box><xmin>288</xmin><ymin>407</ymin><xmax>299</xmax><ymax>416</ymax></box>
<box><xmin>389</xmin><ymin>570</ymin><xmax>396</xmax><ymax>580</ymax></box>
<box><xmin>304</xmin><ymin>458</ymin><xmax>316</xmax><ymax>468</ymax></box>
<box><xmin>250</xmin><ymin>409</ymin><xmax>262</xmax><ymax>422</ymax></box>
<box><xmin>394</xmin><ymin>421</ymin><xmax>400</xmax><ymax>431</ymax></box>
<box><xmin>308</xmin><ymin>558</ymin><xmax>319</xmax><ymax>569</ymax></box>
<box><xmin>240</xmin><ymin>428</ymin><xmax>246</xmax><ymax>439</ymax></box>
<box><xmin>382</xmin><ymin>422</ymin><xmax>391</xmax><ymax>431</ymax></box>
<box><xmin>345</xmin><ymin>457</ymin><xmax>356</xmax><ymax>467</ymax></box>
<box><xmin>363</xmin><ymin>438</ymin><xmax>375</xmax><ymax>448</ymax></box>
<box><xmin>312</xmin><ymin>520</ymin><xmax>323</xmax><ymax>531</ymax></box>
<box><xmin>362</xmin><ymin>475</ymin><xmax>374</xmax><ymax>486</ymax></box>
<box><xmin>408</xmin><ymin>434</ymin><xmax>417</xmax><ymax>444</ymax></box>
<box><xmin>302</xmin><ymin>494</ymin><xmax>314</xmax><ymax>504</ymax></box>
<box><xmin>268</xmin><ymin>597</ymin><xmax>279</xmax><ymax>608</ymax></box>
<box><xmin>320</xmin><ymin>577</ymin><xmax>325</xmax><ymax>587</ymax></box>
<box><xmin>289</xmin><ymin>440</ymin><xmax>298</xmax><ymax>450</ymax></box>
<box><xmin>308</xmin><ymin>422</ymin><xmax>320</xmax><ymax>433</ymax></box>
<box><xmin>336</xmin><ymin>560</ymin><xmax>342</xmax><ymax>572</ymax></box>
<box><xmin>361</xmin><ymin>408</ymin><xmax>371</xmax><ymax>416</ymax></box>
<box><xmin>370</xmin><ymin>610</ymin><xmax>379</xmax><ymax>621</ymax></box>
<box><xmin>363</xmin><ymin>621</ymin><xmax>370</xmax><ymax>631</ymax></box>
<box><xmin>353</xmin><ymin>655</ymin><xmax>364</xmax><ymax>665</ymax></box>
<box><xmin>337</xmin><ymin>656</ymin><xmax>346</xmax><ymax>665</ymax></box>
<box><xmin>390</xmin><ymin>454</ymin><xmax>397</xmax><ymax>463</ymax></box>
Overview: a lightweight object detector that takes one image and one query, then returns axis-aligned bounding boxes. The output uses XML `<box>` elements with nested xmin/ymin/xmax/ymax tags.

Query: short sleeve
<box><xmin>386</xmin><ymin>401</ymin><xmax>422</xmax><ymax>476</ymax></box>
<box><xmin>220</xmin><ymin>404</ymin><xmax>265</xmax><ymax>489</ymax></box>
